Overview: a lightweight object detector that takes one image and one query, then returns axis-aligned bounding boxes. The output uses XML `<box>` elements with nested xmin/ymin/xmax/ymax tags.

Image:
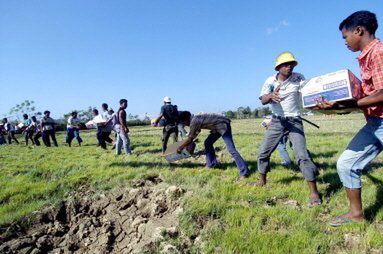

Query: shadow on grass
<box><xmin>309</xmin><ymin>150</ymin><xmax>338</xmax><ymax>160</ymax></box>
<box><xmin>134</xmin><ymin>148</ymin><xmax>163</xmax><ymax>155</ymax></box>
<box><xmin>131</xmin><ymin>142</ymin><xmax>157</xmax><ymax>149</ymax></box>
<box><xmin>109</xmin><ymin>160</ymin><xmax>259</xmax><ymax>176</ymax></box>
<box><xmin>276</xmin><ymin>175</ymin><xmax>303</xmax><ymax>184</ymax></box>
<box><xmin>318</xmin><ymin>162</ymin><xmax>383</xmax><ymax>202</ymax></box>
<box><xmin>364</xmin><ymin>173</ymin><xmax>383</xmax><ymax>222</ymax></box>
<box><xmin>318</xmin><ymin>172</ymin><xmax>343</xmax><ymax>200</ymax></box>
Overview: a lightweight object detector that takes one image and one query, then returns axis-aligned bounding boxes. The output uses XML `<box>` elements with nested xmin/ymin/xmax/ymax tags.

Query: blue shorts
<box><xmin>337</xmin><ymin>117</ymin><xmax>383</xmax><ymax>188</ymax></box>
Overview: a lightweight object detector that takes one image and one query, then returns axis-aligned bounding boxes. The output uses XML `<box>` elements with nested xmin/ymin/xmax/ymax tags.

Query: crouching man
<box><xmin>258</xmin><ymin>52</ymin><xmax>321</xmax><ymax>207</ymax></box>
<box><xmin>177</xmin><ymin>111</ymin><xmax>250</xmax><ymax>180</ymax></box>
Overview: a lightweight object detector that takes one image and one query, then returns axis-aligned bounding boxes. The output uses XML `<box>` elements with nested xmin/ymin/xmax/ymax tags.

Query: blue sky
<box><xmin>1</xmin><ymin>1</ymin><xmax>382</xmax><ymax>120</ymax></box>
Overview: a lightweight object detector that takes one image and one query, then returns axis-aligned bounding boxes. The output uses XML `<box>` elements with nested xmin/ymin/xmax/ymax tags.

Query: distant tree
<box><xmin>225</xmin><ymin>110</ymin><xmax>236</xmax><ymax>119</ymax></box>
<box><xmin>63</xmin><ymin>106</ymin><xmax>95</xmax><ymax>123</ymax></box>
<box><xmin>143</xmin><ymin>113</ymin><xmax>151</xmax><ymax>122</ymax></box>
<box><xmin>243</xmin><ymin>106</ymin><xmax>252</xmax><ymax>119</ymax></box>
<box><xmin>257</xmin><ymin>107</ymin><xmax>272</xmax><ymax>118</ymax></box>
<box><xmin>252</xmin><ymin>108</ymin><xmax>259</xmax><ymax>118</ymax></box>
<box><xmin>237</xmin><ymin>107</ymin><xmax>245</xmax><ymax>119</ymax></box>
<box><xmin>9</xmin><ymin>100</ymin><xmax>42</xmax><ymax>120</ymax></box>
<box><xmin>128</xmin><ymin>113</ymin><xmax>139</xmax><ymax>120</ymax></box>
<box><xmin>78</xmin><ymin>107</ymin><xmax>95</xmax><ymax>122</ymax></box>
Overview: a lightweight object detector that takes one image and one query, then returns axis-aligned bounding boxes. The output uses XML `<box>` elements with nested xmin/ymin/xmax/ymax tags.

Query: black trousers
<box><xmin>7</xmin><ymin>131</ymin><xmax>19</xmax><ymax>144</ymax></box>
<box><xmin>34</xmin><ymin>131</ymin><xmax>42</xmax><ymax>146</ymax></box>
<box><xmin>162</xmin><ymin>125</ymin><xmax>178</xmax><ymax>153</ymax></box>
<box><xmin>96</xmin><ymin>127</ymin><xmax>113</xmax><ymax>149</ymax></box>
<box><xmin>25</xmin><ymin>130</ymin><xmax>35</xmax><ymax>145</ymax></box>
<box><xmin>42</xmin><ymin>130</ymin><xmax>58</xmax><ymax>147</ymax></box>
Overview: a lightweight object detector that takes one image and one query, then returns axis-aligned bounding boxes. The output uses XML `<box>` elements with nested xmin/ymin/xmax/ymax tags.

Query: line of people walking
<box><xmin>0</xmin><ymin>10</ymin><xmax>381</xmax><ymax>228</ymax></box>
<box><xmin>1</xmin><ymin>111</ymin><xmax>58</xmax><ymax>147</ymax></box>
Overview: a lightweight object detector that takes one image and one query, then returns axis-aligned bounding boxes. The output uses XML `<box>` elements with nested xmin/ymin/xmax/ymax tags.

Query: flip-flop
<box><xmin>308</xmin><ymin>197</ymin><xmax>322</xmax><ymax>207</ymax></box>
<box><xmin>329</xmin><ymin>216</ymin><xmax>353</xmax><ymax>227</ymax></box>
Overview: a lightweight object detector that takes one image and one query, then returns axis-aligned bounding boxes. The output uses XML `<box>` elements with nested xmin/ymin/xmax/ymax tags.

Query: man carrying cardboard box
<box><xmin>258</xmin><ymin>52</ymin><xmax>321</xmax><ymax>207</ymax></box>
<box><xmin>316</xmin><ymin>11</ymin><xmax>383</xmax><ymax>226</ymax></box>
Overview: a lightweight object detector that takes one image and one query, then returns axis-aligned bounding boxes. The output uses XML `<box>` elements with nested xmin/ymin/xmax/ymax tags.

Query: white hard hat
<box><xmin>163</xmin><ymin>96</ymin><xmax>171</xmax><ymax>103</ymax></box>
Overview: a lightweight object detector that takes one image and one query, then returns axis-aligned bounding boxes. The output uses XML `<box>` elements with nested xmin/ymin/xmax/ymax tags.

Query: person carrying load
<box><xmin>153</xmin><ymin>96</ymin><xmax>180</xmax><ymax>154</ymax></box>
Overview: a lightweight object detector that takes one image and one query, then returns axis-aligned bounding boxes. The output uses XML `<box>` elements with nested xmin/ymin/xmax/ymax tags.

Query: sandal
<box><xmin>329</xmin><ymin>216</ymin><xmax>353</xmax><ymax>227</ymax></box>
<box><xmin>308</xmin><ymin>197</ymin><xmax>321</xmax><ymax>207</ymax></box>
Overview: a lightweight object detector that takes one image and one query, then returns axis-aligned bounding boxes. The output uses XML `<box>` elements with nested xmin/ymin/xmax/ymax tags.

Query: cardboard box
<box><xmin>164</xmin><ymin>141</ymin><xmax>196</xmax><ymax>162</ymax></box>
<box><xmin>301</xmin><ymin>69</ymin><xmax>362</xmax><ymax>108</ymax></box>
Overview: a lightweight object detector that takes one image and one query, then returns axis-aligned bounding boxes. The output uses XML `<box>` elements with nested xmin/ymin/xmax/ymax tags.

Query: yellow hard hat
<box><xmin>275</xmin><ymin>52</ymin><xmax>298</xmax><ymax>70</ymax></box>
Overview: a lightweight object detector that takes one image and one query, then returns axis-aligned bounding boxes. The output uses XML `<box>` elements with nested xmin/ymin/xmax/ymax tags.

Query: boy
<box><xmin>100</xmin><ymin>103</ymin><xmax>114</xmax><ymax>145</ymax></box>
<box><xmin>41</xmin><ymin>111</ymin><xmax>58</xmax><ymax>147</ymax></box>
<box><xmin>0</xmin><ymin>124</ymin><xmax>5</xmax><ymax>145</ymax></box>
<box><xmin>92</xmin><ymin>109</ymin><xmax>106</xmax><ymax>149</ymax></box>
<box><xmin>2</xmin><ymin>118</ymin><xmax>19</xmax><ymax>144</ymax></box>
<box><xmin>153</xmin><ymin>96</ymin><xmax>179</xmax><ymax>154</ymax></box>
<box><xmin>316</xmin><ymin>11</ymin><xmax>383</xmax><ymax>226</ymax></box>
<box><xmin>66</xmin><ymin>111</ymin><xmax>83</xmax><ymax>147</ymax></box>
<box><xmin>177</xmin><ymin>111</ymin><xmax>249</xmax><ymax>180</ymax></box>
<box><xmin>258</xmin><ymin>52</ymin><xmax>320</xmax><ymax>206</ymax></box>
<box><xmin>30</xmin><ymin>116</ymin><xmax>42</xmax><ymax>146</ymax></box>
<box><xmin>22</xmin><ymin>114</ymin><xmax>34</xmax><ymax>146</ymax></box>
<box><xmin>113</xmin><ymin>99</ymin><xmax>132</xmax><ymax>155</ymax></box>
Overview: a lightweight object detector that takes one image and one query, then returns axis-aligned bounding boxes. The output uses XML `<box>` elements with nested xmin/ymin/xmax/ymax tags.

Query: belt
<box><xmin>272</xmin><ymin>115</ymin><xmax>320</xmax><ymax>129</ymax></box>
<box><xmin>271</xmin><ymin>115</ymin><xmax>299</xmax><ymax>120</ymax></box>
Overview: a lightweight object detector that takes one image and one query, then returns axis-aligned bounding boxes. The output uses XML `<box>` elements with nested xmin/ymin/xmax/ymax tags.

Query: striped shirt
<box><xmin>189</xmin><ymin>113</ymin><xmax>231</xmax><ymax>138</ymax></box>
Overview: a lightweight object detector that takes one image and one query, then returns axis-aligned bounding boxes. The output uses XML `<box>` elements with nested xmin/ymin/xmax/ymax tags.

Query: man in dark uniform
<box><xmin>153</xmin><ymin>96</ymin><xmax>180</xmax><ymax>154</ymax></box>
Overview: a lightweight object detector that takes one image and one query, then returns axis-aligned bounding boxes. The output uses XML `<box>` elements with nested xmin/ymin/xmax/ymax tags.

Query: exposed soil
<box><xmin>0</xmin><ymin>176</ymin><xmax>196</xmax><ymax>254</ymax></box>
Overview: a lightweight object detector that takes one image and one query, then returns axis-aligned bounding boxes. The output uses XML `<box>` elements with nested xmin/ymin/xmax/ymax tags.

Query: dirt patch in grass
<box><xmin>0</xmin><ymin>176</ymin><xmax>198</xmax><ymax>253</ymax></box>
<box><xmin>264</xmin><ymin>196</ymin><xmax>302</xmax><ymax>210</ymax></box>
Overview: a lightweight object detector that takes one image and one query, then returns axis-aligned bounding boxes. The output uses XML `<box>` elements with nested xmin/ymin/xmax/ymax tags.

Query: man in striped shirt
<box><xmin>178</xmin><ymin>112</ymin><xmax>250</xmax><ymax>180</ymax></box>
<box><xmin>317</xmin><ymin>11</ymin><xmax>383</xmax><ymax>226</ymax></box>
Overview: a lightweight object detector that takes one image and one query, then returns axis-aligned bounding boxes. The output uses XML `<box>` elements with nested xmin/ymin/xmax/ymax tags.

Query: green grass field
<box><xmin>1</xmin><ymin>114</ymin><xmax>383</xmax><ymax>253</ymax></box>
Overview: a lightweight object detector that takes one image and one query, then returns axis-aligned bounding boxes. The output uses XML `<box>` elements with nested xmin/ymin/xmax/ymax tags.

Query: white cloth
<box><xmin>5</xmin><ymin>123</ymin><xmax>14</xmax><ymax>132</ymax></box>
<box><xmin>101</xmin><ymin>111</ymin><xmax>112</xmax><ymax>121</ymax></box>
<box><xmin>93</xmin><ymin>115</ymin><xmax>106</xmax><ymax>126</ymax></box>
<box><xmin>259</xmin><ymin>72</ymin><xmax>306</xmax><ymax>117</ymax></box>
<box><xmin>67</xmin><ymin>116</ymin><xmax>81</xmax><ymax>128</ymax></box>
<box><xmin>30</xmin><ymin>121</ymin><xmax>41</xmax><ymax>132</ymax></box>
<box><xmin>41</xmin><ymin>117</ymin><xmax>55</xmax><ymax>131</ymax></box>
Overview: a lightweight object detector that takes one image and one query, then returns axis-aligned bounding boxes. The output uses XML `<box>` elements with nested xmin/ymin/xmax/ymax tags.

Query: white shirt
<box><xmin>67</xmin><ymin>116</ymin><xmax>80</xmax><ymax>128</ymax></box>
<box><xmin>101</xmin><ymin>111</ymin><xmax>112</xmax><ymax>121</ymax></box>
<box><xmin>260</xmin><ymin>72</ymin><xmax>306</xmax><ymax>117</ymax></box>
<box><xmin>5</xmin><ymin>123</ymin><xmax>14</xmax><ymax>132</ymax></box>
<box><xmin>29</xmin><ymin>121</ymin><xmax>41</xmax><ymax>132</ymax></box>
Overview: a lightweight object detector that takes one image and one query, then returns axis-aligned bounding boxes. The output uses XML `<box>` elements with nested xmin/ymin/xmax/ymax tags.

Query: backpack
<box><xmin>163</xmin><ymin>105</ymin><xmax>179</xmax><ymax>124</ymax></box>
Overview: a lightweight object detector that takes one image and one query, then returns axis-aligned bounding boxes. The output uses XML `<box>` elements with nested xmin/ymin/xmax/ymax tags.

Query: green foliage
<box><xmin>1</xmin><ymin>114</ymin><xmax>383</xmax><ymax>253</ymax></box>
<box><xmin>62</xmin><ymin>106</ymin><xmax>95</xmax><ymax>123</ymax></box>
<box><xmin>8</xmin><ymin>100</ymin><xmax>42</xmax><ymax>120</ymax></box>
<box><xmin>223</xmin><ymin>106</ymin><xmax>272</xmax><ymax>119</ymax></box>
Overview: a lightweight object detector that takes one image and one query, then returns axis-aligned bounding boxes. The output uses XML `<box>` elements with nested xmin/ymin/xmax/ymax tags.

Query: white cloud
<box><xmin>266</xmin><ymin>20</ymin><xmax>290</xmax><ymax>35</ymax></box>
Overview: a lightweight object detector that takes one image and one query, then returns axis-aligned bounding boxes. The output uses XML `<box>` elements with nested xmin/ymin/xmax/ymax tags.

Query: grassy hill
<box><xmin>1</xmin><ymin>114</ymin><xmax>383</xmax><ymax>253</ymax></box>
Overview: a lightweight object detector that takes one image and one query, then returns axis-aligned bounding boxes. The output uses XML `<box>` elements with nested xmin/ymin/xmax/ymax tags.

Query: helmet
<box><xmin>150</xmin><ymin>119</ymin><xmax>157</xmax><ymax>126</ymax></box>
<box><xmin>275</xmin><ymin>52</ymin><xmax>298</xmax><ymax>71</ymax></box>
<box><xmin>163</xmin><ymin>96</ymin><xmax>171</xmax><ymax>103</ymax></box>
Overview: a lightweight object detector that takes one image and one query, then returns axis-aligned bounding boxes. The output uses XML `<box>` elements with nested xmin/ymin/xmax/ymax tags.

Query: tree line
<box><xmin>222</xmin><ymin>106</ymin><xmax>272</xmax><ymax>119</ymax></box>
